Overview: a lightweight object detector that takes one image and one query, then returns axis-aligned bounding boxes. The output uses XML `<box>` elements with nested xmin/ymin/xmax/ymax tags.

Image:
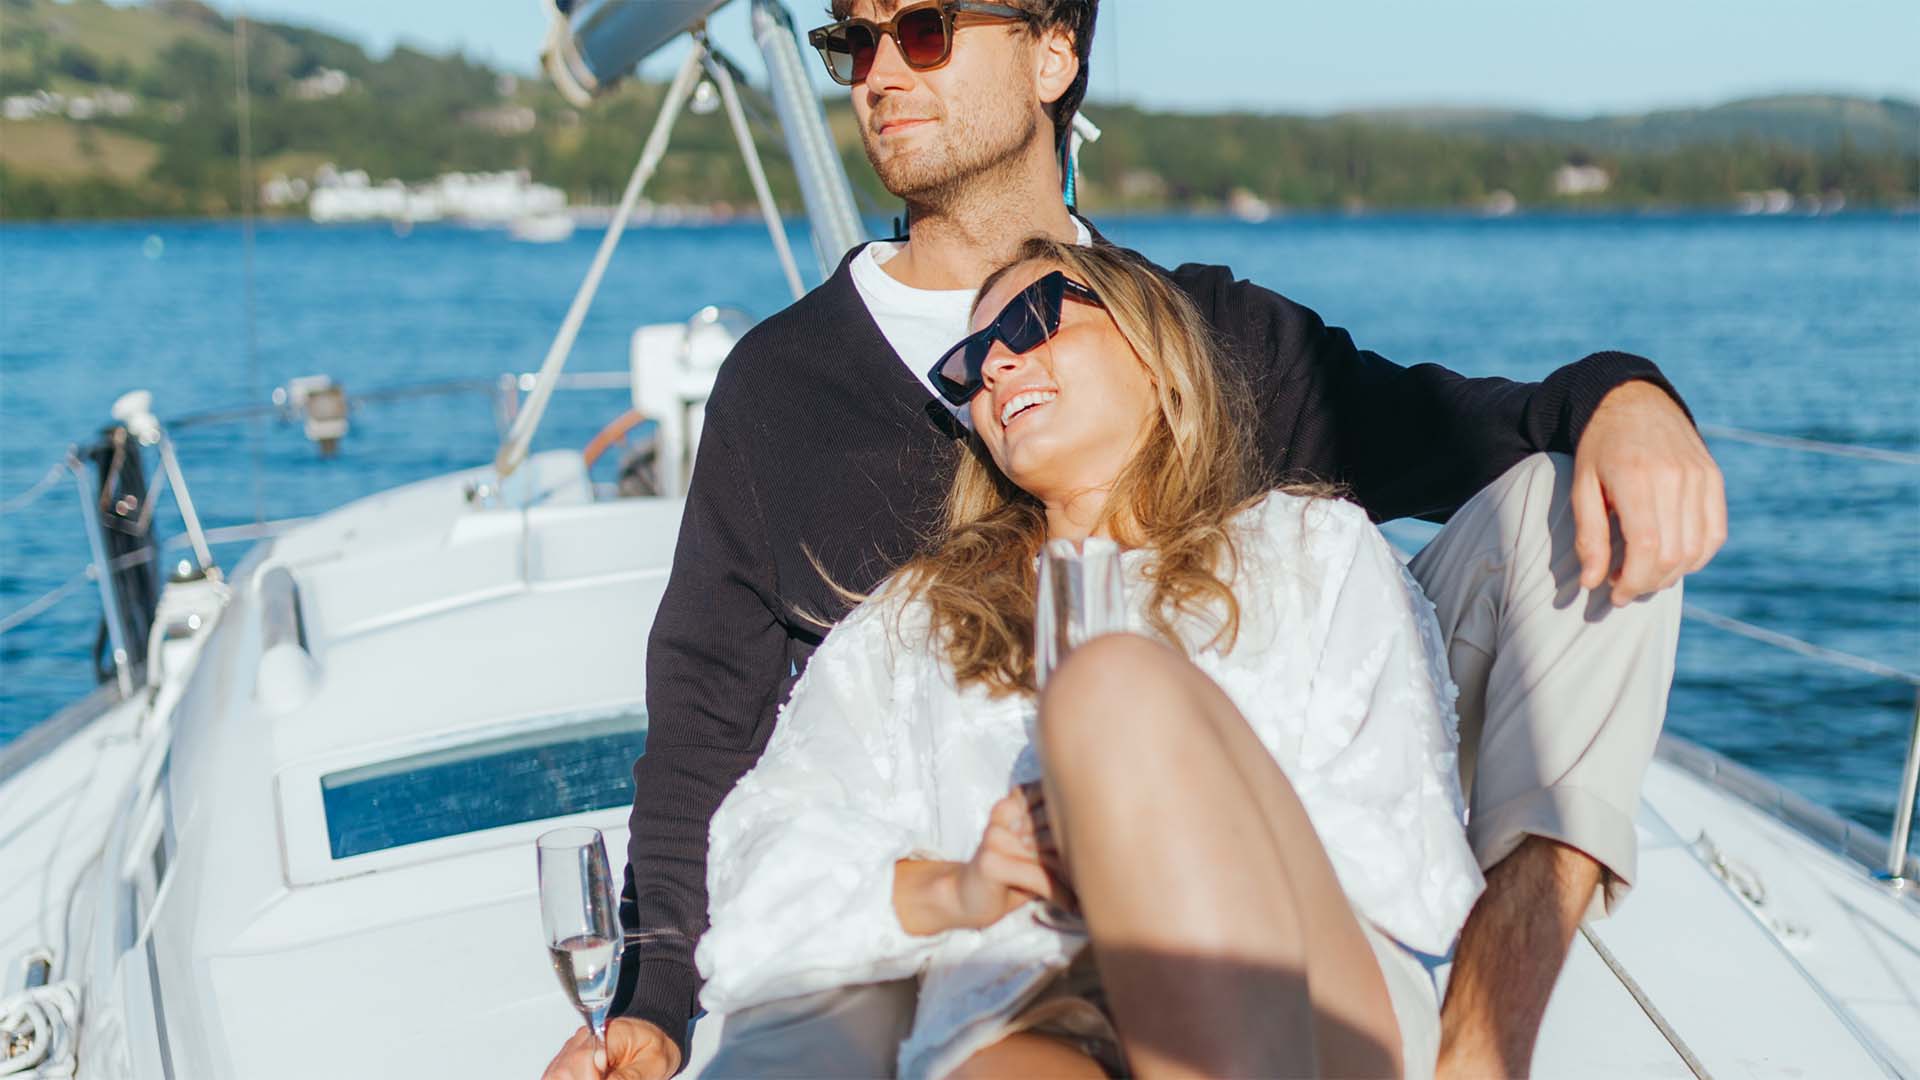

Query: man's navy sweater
<box><xmin>613</xmin><ymin>240</ymin><xmax>1683</xmax><ymax>1060</ymax></box>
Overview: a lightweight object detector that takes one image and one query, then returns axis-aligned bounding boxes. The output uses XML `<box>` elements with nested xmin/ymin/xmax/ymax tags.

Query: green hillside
<box><xmin>1</xmin><ymin>0</ymin><xmax>1915</xmax><ymax>220</ymax></box>
<box><xmin>1</xmin><ymin>0</ymin><xmax>227</xmax><ymax>92</ymax></box>
<box><xmin>1339</xmin><ymin>95</ymin><xmax>1920</xmax><ymax>155</ymax></box>
<box><xmin>1071</xmin><ymin>98</ymin><xmax>1918</xmax><ymax>212</ymax></box>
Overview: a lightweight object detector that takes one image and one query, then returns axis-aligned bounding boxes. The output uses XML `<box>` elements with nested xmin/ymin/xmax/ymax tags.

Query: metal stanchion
<box><xmin>1885</xmin><ymin>689</ymin><xmax>1920</xmax><ymax>888</ymax></box>
<box><xmin>71</xmin><ymin>455</ymin><xmax>134</xmax><ymax>698</ymax></box>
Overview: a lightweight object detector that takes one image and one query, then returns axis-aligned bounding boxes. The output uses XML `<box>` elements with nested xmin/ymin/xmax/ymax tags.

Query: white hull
<box><xmin>509</xmin><ymin>213</ymin><xmax>577</xmax><ymax>243</ymax></box>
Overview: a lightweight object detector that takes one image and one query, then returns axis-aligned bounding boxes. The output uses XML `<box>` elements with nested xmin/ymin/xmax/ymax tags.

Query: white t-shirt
<box><xmin>849</xmin><ymin>218</ymin><xmax>1094</xmax><ymax>422</ymax></box>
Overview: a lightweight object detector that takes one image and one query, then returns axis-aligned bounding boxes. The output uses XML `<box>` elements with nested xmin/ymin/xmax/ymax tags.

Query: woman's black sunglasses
<box><xmin>807</xmin><ymin>1</ymin><xmax>1032</xmax><ymax>86</ymax></box>
<box><xmin>930</xmin><ymin>271</ymin><xmax>1103</xmax><ymax>406</ymax></box>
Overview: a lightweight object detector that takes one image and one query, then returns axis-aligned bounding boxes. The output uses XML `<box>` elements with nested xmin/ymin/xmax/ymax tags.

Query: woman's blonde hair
<box><xmin>893</xmin><ymin>237</ymin><xmax>1283</xmax><ymax>695</ymax></box>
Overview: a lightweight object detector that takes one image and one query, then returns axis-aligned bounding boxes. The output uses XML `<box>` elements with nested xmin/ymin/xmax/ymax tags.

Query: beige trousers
<box><xmin>694</xmin><ymin>453</ymin><xmax>1682</xmax><ymax>1077</ymax></box>
<box><xmin>1407</xmin><ymin>452</ymin><xmax>1681</xmax><ymax>916</ymax></box>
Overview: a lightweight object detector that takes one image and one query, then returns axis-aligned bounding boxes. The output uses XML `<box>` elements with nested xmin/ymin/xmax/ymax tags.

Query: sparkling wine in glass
<box><xmin>538</xmin><ymin>826</ymin><xmax>623</xmax><ymax>1047</ymax></box>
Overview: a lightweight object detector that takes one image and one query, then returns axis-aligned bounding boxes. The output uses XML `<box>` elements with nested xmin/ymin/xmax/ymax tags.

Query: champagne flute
<box><xmin>537</xmin><ymin>826</ymin><xmax>623</xmax><ymax>1049</ymax></box>
<box><xmin>1032</xmin><ymin>537</ymin><xmax>1126</xmax><ymax>932</ymax></box>
<box><xmin>1035</xmin><ymin>536</ymin><xmax>1128</xmax><ymax>687</ymax></box>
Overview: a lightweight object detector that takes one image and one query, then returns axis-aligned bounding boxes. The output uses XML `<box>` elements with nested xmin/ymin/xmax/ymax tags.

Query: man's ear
<box><xmin>1033</xmin><ymin>23</ymin><xmax>1080</xmax><ymax>108</ymax></box>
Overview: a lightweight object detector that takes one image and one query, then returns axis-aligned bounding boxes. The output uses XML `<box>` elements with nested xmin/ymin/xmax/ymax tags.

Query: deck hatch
<box><xmin>318</xmin><ymin>708</ymin><xmax>647</xmax><ymax>859</ymax></box>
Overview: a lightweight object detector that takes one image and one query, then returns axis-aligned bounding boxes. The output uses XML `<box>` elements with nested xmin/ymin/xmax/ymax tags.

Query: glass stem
<box><xmin>590</xmin><ymin>1002</ymin><xmax>610</xmax><ymax>1047</ymax></box>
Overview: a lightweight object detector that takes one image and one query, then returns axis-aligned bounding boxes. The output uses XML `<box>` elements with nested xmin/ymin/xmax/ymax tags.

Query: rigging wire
<box><xmin>0</xmin><ymin>568</ymin><xmax>93</xmax><ymax>638</ymax></box>
<box><xmin>1698</xmin><ymin>424</ymin><xmax>1920</xmax><ymax>467</ymax></box>
<box><xmin>0</xmin><ymin>521</ymin><xmax>308</xmax><ymax>638</ymax></box>
<box><xmin>1577</xmin><ymin>926</ymin><xmax>1712</xmax><ymax>1080</ymax></box>
<box><xmin>1682</xmin><ymin>603</ymin><xmax>1920</xmax><ymax>687</ymax></box>
<box><xmin>0</xmin><ymin>549</ymin><xmax>147</xmax><ymax>638</ymax></box>
<box><xmin>702</xmin><ymin>43</ymin><xmax>805</xmax><ymax>300</ymax></box>
<box><xmin>493</xmin><ymin>44</ymin><xmax>709</xmax><ymax>480</ymax></box>
<box><xmin>0</xmin><ymin>461</ymin><xmax>69</xmax><ymax>514</ymax></box>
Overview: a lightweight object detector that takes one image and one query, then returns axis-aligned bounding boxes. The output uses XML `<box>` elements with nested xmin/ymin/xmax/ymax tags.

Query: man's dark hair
<box><xmin>823</xmin><ymin>0</ymin><xmax>1099</xmax><ymax>155</ymax></box>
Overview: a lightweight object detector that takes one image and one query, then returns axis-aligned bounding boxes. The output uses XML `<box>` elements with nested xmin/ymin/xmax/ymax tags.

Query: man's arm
<box><xmin>611</xmin><ymin>384</ymin><xmax>792</xmax><ymax>1072</ymax></box>
<box><xmin>1173</xmin><ymin>263</ymin><xmax>1689</xmax><ymax>522</ymax></box>
<box><xmin>1175</xmin><ymin>263</ymin><xmax>1723</xmax><ymax>600</ymax></box>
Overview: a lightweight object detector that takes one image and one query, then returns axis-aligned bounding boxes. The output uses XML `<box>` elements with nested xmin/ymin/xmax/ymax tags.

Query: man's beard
<box><xmin>863</xmin><ymin>93</ymin><xmax>1041</xmax><ymax>213</ymax></box>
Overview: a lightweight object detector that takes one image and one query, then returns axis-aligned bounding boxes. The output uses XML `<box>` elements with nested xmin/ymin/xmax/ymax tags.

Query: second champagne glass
<box><xmin>537</xmin><ymin>826</ymin><xmax>623</xmax><ymax>1048</ymax></box>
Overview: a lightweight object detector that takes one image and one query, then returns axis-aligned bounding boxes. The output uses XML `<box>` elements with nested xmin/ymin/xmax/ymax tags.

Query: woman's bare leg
<box><xmin>947</xmin><ymin>1032</ymin><xmax>1108</xmax><ymax>1080</ymax></box>
<box><xmin>1038</xmin><ymin>634</ymin><xmax>1401</xmax><ymax>1078</ymax></box>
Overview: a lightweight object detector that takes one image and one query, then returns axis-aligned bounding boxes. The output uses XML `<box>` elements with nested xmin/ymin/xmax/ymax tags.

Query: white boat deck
<box><xmin>0</xmin><ymin>689</ymin><xmax>146</xmax><ymax>994</ymax></box>
<box><xmin>1535</xmin><ymin>788</ymin><xmax>1908</xmax><ymax>1077</ymax></box>
<box><xmin>1639</xmin><ymin>756</ymin><xmax>1920</xmax><ymax>1071</ymax></box>
<box><xmin>2</xmin><ymin>449</ymin><xmax>1915</xmax><ymax>1079</ymax></box>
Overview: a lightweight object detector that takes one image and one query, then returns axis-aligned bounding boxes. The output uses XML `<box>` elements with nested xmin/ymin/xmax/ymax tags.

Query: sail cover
<box><xmin>544</xmin><ymin>0</ymin><xmax>733</xmax><ymax>105</ymax></box>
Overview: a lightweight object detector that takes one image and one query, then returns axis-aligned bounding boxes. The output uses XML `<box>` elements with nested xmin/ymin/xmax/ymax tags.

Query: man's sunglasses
<box><xmin>807</xmin><ymin>1</ymin><xmax>1032</xmax><ymax>87</ymax></box>
<box><xmin>930</xmin><ymin>270</ymin><xmax>1103</xmax><ymax>406</ymax></box>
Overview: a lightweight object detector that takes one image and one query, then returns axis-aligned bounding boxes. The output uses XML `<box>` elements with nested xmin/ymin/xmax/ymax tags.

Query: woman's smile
<box><xmin>997</xmin><ymin>387</ymin><xmax>1058</xmax><ymax>429</ymax></box>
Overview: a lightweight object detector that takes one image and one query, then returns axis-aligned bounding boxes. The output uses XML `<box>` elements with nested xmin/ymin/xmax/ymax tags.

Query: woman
<box><xmin>694</xmin><ymin>238</ymin><xmax>1483</xmax><ymax>1079</ymax></box>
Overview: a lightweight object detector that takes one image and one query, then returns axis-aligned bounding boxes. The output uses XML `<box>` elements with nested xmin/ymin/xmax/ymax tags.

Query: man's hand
<box><xmin>539</xmin><ymin>1018</ymin><xmax>680</xmax><ymax>1080</ymax></box>
<box><xmin>1571</xmin><ymin>380</ymin><xmax>1726</xmax><ymax>605</ymax></box>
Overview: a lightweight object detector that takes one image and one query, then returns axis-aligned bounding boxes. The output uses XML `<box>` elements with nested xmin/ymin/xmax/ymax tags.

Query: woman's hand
<box><xmin>956</xmin><ymin>787</ymin><xmax>1069</xmax><ymax>928</ymax></box>
<box><xmin>893</xmin><ymin>787</ymin><xmax>1077</xmax><ymax>935</ymax></box>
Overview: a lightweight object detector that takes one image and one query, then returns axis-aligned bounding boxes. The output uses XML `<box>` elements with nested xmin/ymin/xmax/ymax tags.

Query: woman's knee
<box><xmin>1040</xmin><ymin>634</ymin><xmax>1183</xmax><ymax>722</ymax></box>
<box><xmin>1038</xmin><ymin>633</ymin><xmax>1214</xmax><ymax>760</ymax></box>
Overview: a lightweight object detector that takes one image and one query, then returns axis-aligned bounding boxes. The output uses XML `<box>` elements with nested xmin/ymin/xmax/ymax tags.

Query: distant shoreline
<box><xmin>6</xmin><ymin>0</ymin><xmax>1912</xmax><ymax>225</ymax></box>
<box><xmin>4</xmin><ymin>205</ymin><xmax>1915</xmax><ymax>229</ymax></box>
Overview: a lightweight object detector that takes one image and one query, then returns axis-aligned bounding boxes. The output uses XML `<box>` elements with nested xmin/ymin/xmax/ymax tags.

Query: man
<box><xmin>543</xmin><ymin>1</ymin><xmax>1725</xmax><ymax>1076</ymax></box>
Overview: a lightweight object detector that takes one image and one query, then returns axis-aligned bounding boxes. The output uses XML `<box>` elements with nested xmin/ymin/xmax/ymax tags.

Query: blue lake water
<box><xmin>2</xmin><ymin>213</ymin><xmax>1916</xmax><ymax>849</ymax></box>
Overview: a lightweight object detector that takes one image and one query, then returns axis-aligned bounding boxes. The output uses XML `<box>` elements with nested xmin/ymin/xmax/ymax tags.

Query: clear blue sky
<box><xmin>212</xmin><ymin>0</ymin><xmax>1919</xmax><ymax>115</ymax></box>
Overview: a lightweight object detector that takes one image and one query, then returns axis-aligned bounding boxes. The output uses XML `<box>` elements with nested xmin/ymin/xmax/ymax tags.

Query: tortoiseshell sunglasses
<box><xmin>806</xmin><ymin>1</ymin><xmax>1032</xmax><ymax>86</ymax></box>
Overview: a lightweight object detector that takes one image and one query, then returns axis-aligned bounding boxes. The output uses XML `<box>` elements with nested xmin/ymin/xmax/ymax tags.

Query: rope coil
<box><xmin>0</xmin><ymin>982</ymin><xmax>81</xmax><ymax>1078</ymax></box>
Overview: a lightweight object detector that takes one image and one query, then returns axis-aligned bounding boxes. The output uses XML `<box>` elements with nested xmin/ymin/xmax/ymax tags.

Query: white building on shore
<box><xmin>1552</xmin><ymin>163</ymin><xmax>1613</xmax><ymax>197</ymax></box>
<box><xmin>307</xmin><ymin>166</ymin><xmax>567</xmax><ymax>226</ymax></box>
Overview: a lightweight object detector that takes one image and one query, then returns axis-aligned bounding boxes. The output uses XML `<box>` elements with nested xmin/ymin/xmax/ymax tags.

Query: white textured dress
<box><xmin>695</xmin><ymin>493</ymin><xmax>1485</xmax><ymax>1078</ymax></box>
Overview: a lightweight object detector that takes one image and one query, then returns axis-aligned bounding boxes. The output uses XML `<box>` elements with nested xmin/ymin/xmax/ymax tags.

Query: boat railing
<box><xmin>3</xmin><ymin>399</ymin><xmax>1917</xmax><ymax>884</ymax></box>
<box><xmin>1684</xmin><ymin>425</ymin><xmax>1918</xmax><ymax>886</ymax></box>
<box><xmin>1672</xmin><ymin>599</ymin><xmax>1920</xmax><ymax>887</ymax></box>
<box><xmin>0</xmin><ymin>370</ymin><xmax>624</xmax><ymax>686</ymax></box>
